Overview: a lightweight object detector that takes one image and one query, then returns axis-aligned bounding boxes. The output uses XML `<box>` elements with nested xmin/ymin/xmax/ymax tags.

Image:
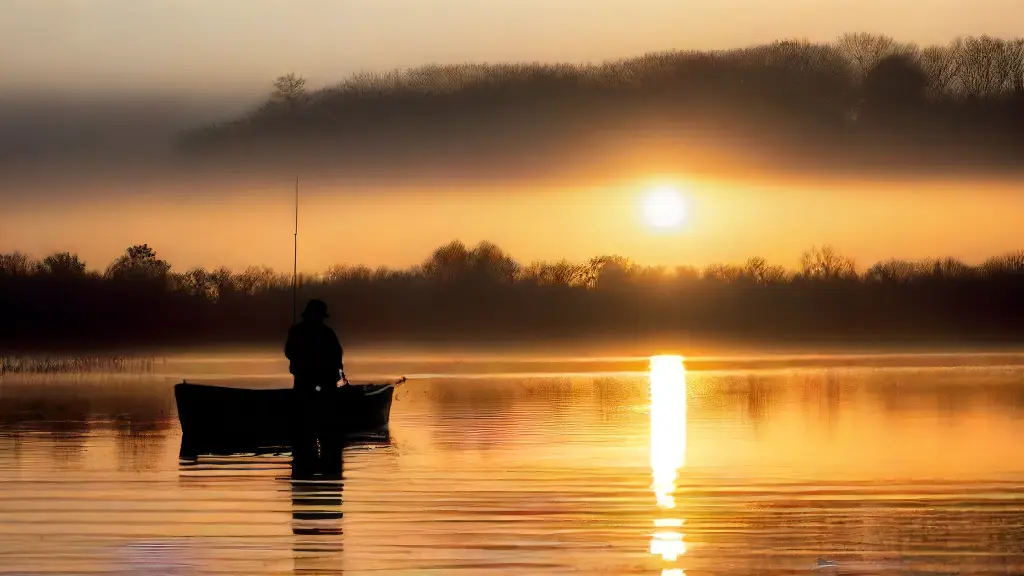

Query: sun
<box><xmin>643</xmin><ymin>186</ymin><xmax>687</xmax><ymax>229</ymax></box>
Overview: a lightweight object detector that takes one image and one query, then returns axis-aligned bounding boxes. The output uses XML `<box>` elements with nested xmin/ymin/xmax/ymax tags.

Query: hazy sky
<box><xmin>2</xmin><ymin>1</ymin><xmax>1023</xmax><ymax>273</ymax></box>
<box><xmin>3</xmin><ymin>0</ymin><xmax>1022</xmax><ymax>95</ymax></box>
<box><xmin>3</xmin><ymin>176</ymin><xmax>1022</xmax><ymax>274</ymax></box>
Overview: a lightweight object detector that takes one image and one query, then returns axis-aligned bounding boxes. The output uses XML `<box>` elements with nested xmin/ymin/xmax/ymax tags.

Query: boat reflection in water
<box><xmin>648</xmin><ymin>355</ymin><xmax>688</xmax><ymax>575</ymax></box>
<box><xmin>290</xmin><ymin>446</ymin><xmax>345</xmax><ymax>575</ymax></box>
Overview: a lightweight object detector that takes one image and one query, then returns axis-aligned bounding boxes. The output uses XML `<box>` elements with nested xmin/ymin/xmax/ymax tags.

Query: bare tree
<box><xmin>955</xmin><ymin>36</ymin><xmax>1013</xmax><ymax>96</ymax></box>
<box><xmin>272</xmin><ymin>73</ymin><xmax>308</xmax><ymax>102</ymax></box>
<box><xmin>467</xmin><ymin>241</ymin><xmax>520</xmax><ymax>284</ymax></box>
<box><xmin>703</xmin><ymin>263</ymin><xmax>745</xmax><ymax>283</ymax></box>
<box><xmin>929</xmin><ymin>258</ymin><xmax>973</xmax><ymax>279</ymax></box>
<box><xmin>234</xmin><ymin>265</ymin><xmax>286</xmax><ymax>295</ymax></box>
<box><xmin>865</xmin><ymin>259</ymin><xmax>918</xmax><ymax>283</ymax></box>
<box><xmin>0</xmin><ymin>252</ymin><xmax>32</xmax><ymax>277</ymax></box>
<box><xmin>176</xmin><ymin>267</ymin><xmax>219</xmax><ymax>300</ymax></box>
<box><xmin>744</xmin><ymin>256</ymin><xmax>789</xmax><ymax>284</ymax></box>
<box><xmin>421</xmin><ymin>240</ymin><xmax>471</xmax><ymax>283</ymax></box>
<box><xmin>1005</xmin><ymin>39</ymin><xmax>1024</xmax><ymax>93</ymax></box>
<box><xmin>324</xmin><ymin>264</ymin><xmax>373</xmax><ymax>284</ymax></box>
<box><xmin>837</xmin><ymin>33</ymin><xmax>916</xmax><ymax>78</ymax></box>
<box><xmin>919</xmin><ymin>45</ymin><xmax>962</xmax><ymax>96</ymax></box>
<box><xmin>585</xmin><ymin>255</ymin><xmax>636</xmax><ymax>289</ymax></box>
<box><xmin>800</xmin><ymin>245</ymin><xmax>857</xmax><ymax>280</ymax></box>
<box><xmin>981</xmin><ymin>250</ymin><xmax>1024</xmax><ymax>276</ymax></box>
<box><xmin>523</xmin><ymin>260</ymin><xmax>587</xmax><ymax>287</ymax></box>
<box><xmin>208</xmin><ymin>267</ymin><xmax>236</xmax><ymax>298</ymax></box>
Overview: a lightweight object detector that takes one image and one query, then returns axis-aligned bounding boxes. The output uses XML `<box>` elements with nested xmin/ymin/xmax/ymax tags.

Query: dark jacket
<box><xmin>284</xmin><ymin>320</ymin><xmax>343</xmax><ymax>389</ymax></box>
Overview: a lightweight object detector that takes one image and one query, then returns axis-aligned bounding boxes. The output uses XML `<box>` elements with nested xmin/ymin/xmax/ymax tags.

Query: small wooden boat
<box><xmin>175</xmin><ymin>378</ymin><xmax>403</xmax><ymax>457</ymax></box>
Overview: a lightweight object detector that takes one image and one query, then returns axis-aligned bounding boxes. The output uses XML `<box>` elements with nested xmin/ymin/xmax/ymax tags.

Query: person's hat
<box><xmin>301</xmin><ymin>299</ymin><xmax>329</xmax><ymax>319</ymax></box>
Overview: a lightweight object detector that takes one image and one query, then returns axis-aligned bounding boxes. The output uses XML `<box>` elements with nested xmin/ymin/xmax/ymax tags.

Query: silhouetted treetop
<box><xmin>176</xmin><ymin>32</ymin><xmax>1024</xmax><ymax>177</ymax></box>
<box><xmin>40</xmin><ymin>252</ymin><xmax>88</xmax><ymax>278</ymax></box>
<box><xmin>3</xmin><ymin>242</ymin><xmax>1022</xmax><ymax>350</ymax></box>
<box><xmin>0</xmin><ymin>252</ymin><xmax>33</xmax><ymax>277</ymax></box>
<box><xmin>800</xmin><ymin>245</ymin><xmax>858</xmax><ymax>281</ymax></box>
<box><xmin>104</xmin><ymin>244</ymin><xmax>171</xmax><ymax>283</ymax></box>
<box><xmin>272</xmin><ymin>74</ymin><xmax>308</xmax><ymax>103</ymax></box>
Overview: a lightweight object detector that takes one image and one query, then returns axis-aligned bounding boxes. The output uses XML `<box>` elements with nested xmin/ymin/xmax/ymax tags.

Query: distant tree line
<box><xmin>178</xmin><ymin>33</ymin><xmax>1024</xmax><ymax>176</ymax></box>
<box><xmin>1</xmin><ymin>242</ymin><xmax>1022</xmax><ymax>351</ymax></box>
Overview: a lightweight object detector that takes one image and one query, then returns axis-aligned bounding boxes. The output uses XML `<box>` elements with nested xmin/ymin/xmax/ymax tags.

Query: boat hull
<box><xmin>174</xmin><ymin>382</ymin><xmax>395</xmax><ymax>457</ymax></box>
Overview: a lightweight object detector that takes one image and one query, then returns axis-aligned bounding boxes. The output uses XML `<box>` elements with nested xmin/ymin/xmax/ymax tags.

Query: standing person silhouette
<box><xmin>285</xmin><ymin>299</ymin><xmax>346</xmax><ymax>477</ymax></box>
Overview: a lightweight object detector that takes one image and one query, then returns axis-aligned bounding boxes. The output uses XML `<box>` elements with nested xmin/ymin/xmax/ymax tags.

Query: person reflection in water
<box><xmin>285</xmin><ymin>299</ymin><xmax>346</xmax><ymax>478</ymax></box>
<box><xmin>291</xmin><ymin>449</ymin><xmax>345</xmax><ymax>574</ymax></box>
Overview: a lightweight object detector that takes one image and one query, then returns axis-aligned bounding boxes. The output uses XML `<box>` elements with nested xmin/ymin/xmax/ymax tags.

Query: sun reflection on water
<box><xmin>648</xmin><ymin>355</ymin><xmax>687</xmax><ymax>572</ymax></box>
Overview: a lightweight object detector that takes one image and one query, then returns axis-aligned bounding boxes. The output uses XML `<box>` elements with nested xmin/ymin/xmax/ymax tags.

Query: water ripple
<box><xmin>2</xmin><ymin>359</ymin><xmax>1024</xmax><ymax>574</ymax></box>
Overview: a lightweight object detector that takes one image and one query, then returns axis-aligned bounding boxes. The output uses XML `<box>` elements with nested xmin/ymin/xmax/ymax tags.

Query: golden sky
<box><xmin>3</xmin><ymin>176</ymin><xmax>1021</xmax><ymax>273</ymax></box>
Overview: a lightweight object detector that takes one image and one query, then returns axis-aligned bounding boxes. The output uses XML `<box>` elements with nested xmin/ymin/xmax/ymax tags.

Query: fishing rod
<box><xmin>287</xmin><ymin>179</ymin><xmax>407</xmax><ymax>389</ymax></box>
<box><xmin>362</xmin><ymin>377</ymin><xmax>409</xmax><ymax>395</ymax></box>
<box><xmin>292</xmin><ymin>176</ymin><xmax>299</xmax><ymax>323</ymax></box>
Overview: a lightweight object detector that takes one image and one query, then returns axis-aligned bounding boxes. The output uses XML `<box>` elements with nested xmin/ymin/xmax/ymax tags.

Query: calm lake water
<box><xmin>2</xmin><ymin>351</ymin><xmax>1024</xmax><ymax>575</ymax></box>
